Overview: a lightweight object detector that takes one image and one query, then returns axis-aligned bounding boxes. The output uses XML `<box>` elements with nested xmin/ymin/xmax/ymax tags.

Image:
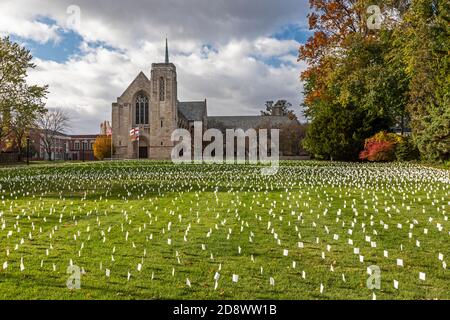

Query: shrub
<box><xmin>360</xmin><ymin>131</ymin><xmax>403</xmax><ymax>162</ymax></box>
<box><xmin>93</xmin><ymin>135</ymin><xmax>112</xmax><ymax>160</ymax></box>
<box><xmin>360</xmin><ymin>140</ymin><xmax>396</xmax><ymax>162</ymax></box>
<box><xmin>396</xmin><ymin>137</ymin><xmax>420</xmax><ymax>161</ymax></box>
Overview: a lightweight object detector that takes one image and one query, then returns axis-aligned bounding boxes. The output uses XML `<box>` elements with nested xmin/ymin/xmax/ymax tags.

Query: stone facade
<box><xmin>112</xmin><ymin>40</ymin><xmax>207</xmax><ymax>160</ymax></box>
<box><xmin>112</xmin><ymin>41</ymin><xmax>299</xmax><ymax>160</ymax></box>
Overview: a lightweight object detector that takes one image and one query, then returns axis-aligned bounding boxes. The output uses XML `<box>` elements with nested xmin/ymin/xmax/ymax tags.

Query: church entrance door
<box><xmin>139</xmin><ymin>147</ymin><xmax>148</xmax><ymax>159</ymax></box>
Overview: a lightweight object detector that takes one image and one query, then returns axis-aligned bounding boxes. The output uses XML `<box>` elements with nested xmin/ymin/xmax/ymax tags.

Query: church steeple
<box><xmin>165</xmin><ymin>38</ymin><xmax>169</xmax><ymax>64</ymax></box>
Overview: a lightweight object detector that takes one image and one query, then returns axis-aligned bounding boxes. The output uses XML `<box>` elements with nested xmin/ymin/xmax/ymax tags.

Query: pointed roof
<box><xmin>119</xmin><ymin>71</ymin><xmax>150</xmax><ymax>99</ymax></box>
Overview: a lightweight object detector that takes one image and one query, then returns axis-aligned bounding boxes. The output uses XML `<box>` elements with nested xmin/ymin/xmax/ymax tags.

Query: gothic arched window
<box><xmin>135</xmin><ymin>94</ymin><xmax>149</xmax><ymax>125</ymax></box>
<box><xmin>159</xmin><ymin>77</ymin><xmax>165</xmax><ymax>102</ymax></box>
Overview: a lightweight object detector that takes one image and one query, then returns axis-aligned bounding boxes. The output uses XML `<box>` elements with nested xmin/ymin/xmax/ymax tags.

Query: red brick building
<box><xmin>29</xmin><ymin>129</ymin><xmax>98</xmax><ymax>161</ymax></box>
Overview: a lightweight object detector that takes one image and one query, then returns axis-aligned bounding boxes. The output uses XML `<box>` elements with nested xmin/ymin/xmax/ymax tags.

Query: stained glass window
<box><xmin>159</xmin><ymin>77</ymin><xmax>165</xmax><ymax>102</ymax></box>
<box><xmin>135</xmin><ymin>94</ymin><xmax>149</xmax><ymax>124</ymax></box>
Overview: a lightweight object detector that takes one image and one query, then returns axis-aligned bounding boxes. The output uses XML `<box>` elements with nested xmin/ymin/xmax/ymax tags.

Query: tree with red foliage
<box><xmin>360</xmin><ymin>131</ymin><xmax>402</xmax><ymax>162</ymax></box>
<box><xmin>360</xmin><ymin>140</ymin><xmax>396</xmax><ymax>162</ymax></box>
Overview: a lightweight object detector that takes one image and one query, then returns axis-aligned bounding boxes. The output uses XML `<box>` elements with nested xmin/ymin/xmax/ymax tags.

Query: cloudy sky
<box><xmin>1</xmin><ymin>0</ymin><xmax>311</xmax><ymax>134</ymax></box>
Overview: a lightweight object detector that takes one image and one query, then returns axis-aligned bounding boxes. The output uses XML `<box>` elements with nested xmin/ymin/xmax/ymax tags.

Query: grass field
<box><xmin>0</xmin><ymin>161</ymin><xmax>449</xmax><ymax>300</ymax></box>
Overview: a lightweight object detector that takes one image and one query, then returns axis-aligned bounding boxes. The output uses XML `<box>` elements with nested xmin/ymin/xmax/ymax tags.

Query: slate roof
<box><xmin>177</xmin><ymin>101</ymin><xmax>207</xmax><ymax>121</ymax></box>
<box><xmin>206</xmin><ymin>116</ymin><xmax>298</xmax><ymax>132</ymax></box>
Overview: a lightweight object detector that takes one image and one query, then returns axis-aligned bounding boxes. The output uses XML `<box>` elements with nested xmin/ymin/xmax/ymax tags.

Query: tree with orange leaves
<box><xmin>299</xmin><ymin>0</ymin><xmax>411</xmax><ymax>160</ymax></box>
<box><xmin>93</xmin><ymin>135</ymin><xmax>112</xmax><ymax>161</ymax></box>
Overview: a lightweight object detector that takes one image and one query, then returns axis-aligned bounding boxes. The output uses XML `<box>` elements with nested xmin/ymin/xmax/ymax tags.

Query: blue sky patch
<box><xmin>13</xmin><ymin>31</ymin><xmax>84</xmax><ymax>63</ymax></box>
<box><xmin>273</xmin><ymin>23</ymin><xmax>312</xmax><ymax>44</ymax></box>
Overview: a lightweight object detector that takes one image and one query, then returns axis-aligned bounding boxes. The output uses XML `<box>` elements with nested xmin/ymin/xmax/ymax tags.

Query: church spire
<box><xmin>165</xmin><ymin>38</ymin><xmax>169</xmax><ymax>64</ymax></box>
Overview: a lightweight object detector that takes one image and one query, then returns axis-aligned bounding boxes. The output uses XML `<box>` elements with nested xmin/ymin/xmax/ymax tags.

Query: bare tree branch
<box><xmin>36</xmin><ymin>109</ymin><xmax>71</xmax><ymax>160</ymax></box>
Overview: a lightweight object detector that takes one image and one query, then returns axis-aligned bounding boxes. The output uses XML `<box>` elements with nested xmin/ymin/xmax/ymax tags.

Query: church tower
<box><xmin>149</xmin><ymin>39</ymin><xmax>178</xmax><ymax>159</ymax></box>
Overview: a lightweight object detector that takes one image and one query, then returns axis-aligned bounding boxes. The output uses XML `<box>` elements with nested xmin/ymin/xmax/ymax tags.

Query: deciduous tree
<box><xmin>0</xmin><ymin>37</ymin><xmax>48</xmax><ymax>152</ymax></box>
<box><xmin>37</xmin><ymin>109</ymin><xmax>71</xmax><ymax>161</ymax></box>
<box><xmin>93</xmin><ymin>135</ymin><xmax>112</xmax><ymax>160</ymax></box>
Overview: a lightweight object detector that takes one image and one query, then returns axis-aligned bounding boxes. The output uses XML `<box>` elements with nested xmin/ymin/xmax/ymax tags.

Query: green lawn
<box><xmin>0</xmin><ymin>161</ymin><xmax>449</xmax><ymax>300</ymax></box>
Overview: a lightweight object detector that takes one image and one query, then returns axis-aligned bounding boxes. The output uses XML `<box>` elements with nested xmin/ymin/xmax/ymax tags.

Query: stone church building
<box><xmin>112</xmin><ymin>40</ymin><xmax>299</xmax><ymax>160</ymax></box>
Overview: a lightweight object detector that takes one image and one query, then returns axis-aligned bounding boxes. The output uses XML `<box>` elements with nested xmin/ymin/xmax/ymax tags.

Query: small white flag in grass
<box><xmin>397</xmin><ymin>259</ymin><xmax>404</xmax><ymax>267</ymax></box>
<box><xmin>214</xmin><ymin>272</ymin><xmax>220</xmax><ymax>281</ymax></box>
<box><xmin>438</xmin><ymin>253</ymin><xmax>444</xmax><ymax>261</ymax></box>
<box><xmin>320</xmin><ymin>283</ymin><xmax>324</xmax><ymax>294</ymax></box>
<box><xmin>105</xmin><ymin>269</ymin><xmax>110</xmax><ymax>277</ymax></box>
<box><xmin>298</xmin><ymin>242</ymin><xmax>304</xmax><ymax>248</ymax></box>
<box><xmin>232</xmin><ymin>274</ymin><xmax>239</xmax><ymax>283</ymax></box>
<box><xmin>394</xmin><ymin>280</ymin><xmax>399</xmax><ymax>289</ymax></box>
<box><xmin>292</xmin><ymin>261</ymin><xmax>297</xmax><ymax>269</ymax></box>
<box><xmin>354</xmin><ymin>248</ymin><xmax>360</xmax><ymax>254</ymax></box>
<box><xmin>383</xmin><ymin>250</ymin><xmax>389</xmax><ymax>258</ymax></box>
<box><xmin>359</xmin><ymin>255</ymin><xmax>364</xmax><ymax>263</ymax></box>
<box><xmin>167</xmin><ymin>238</ymin><xmax>172</xmax><ymax>246</ymax></box>
<box><xmin>20</xmin><ymin>257</ymin><xmax>25</xmax><ymax>271</ymax></box>
<box><xmin>419</xmin><ymin>272</ymin><xmax>426</xmax><ymax>281</ymax></box>
<box><xmin>2</xmin><ymin>261</ymin><xmax>7</xmax><ymax>270</ymax></box>
<box><xmin>270</xmin><ymin>277</ymin><xmax>275</xmax><ymax>286</ymax></box>
<box><xmin>283</xmin><ymin>249</ymin><xmax>289</xmax><ymax>257</ymax></box>
<box><xmin>302</xmin><ymin>271</ymin><xmax>306</xmax><ymax>279</ymax></box>
<box><xmin>137</xmin><ymin>263</ymin><xmax>142</xmax><ymax>272</ymax></box>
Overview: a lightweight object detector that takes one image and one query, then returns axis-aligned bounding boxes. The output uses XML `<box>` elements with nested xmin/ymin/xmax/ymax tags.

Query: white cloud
<box><xmin>5</xmin><ymin>0</ymin><xmax>309</xmax><ymax>133</ymax></box>
<box><xmin>254</xmin><ymin>38</ymin><xmax>299</xmax><ymax>58</ymax></box>
<box><xmin>0</xmin><ymin>1</ymin><xmax>61</xmax><ymax>44</ymax></box>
